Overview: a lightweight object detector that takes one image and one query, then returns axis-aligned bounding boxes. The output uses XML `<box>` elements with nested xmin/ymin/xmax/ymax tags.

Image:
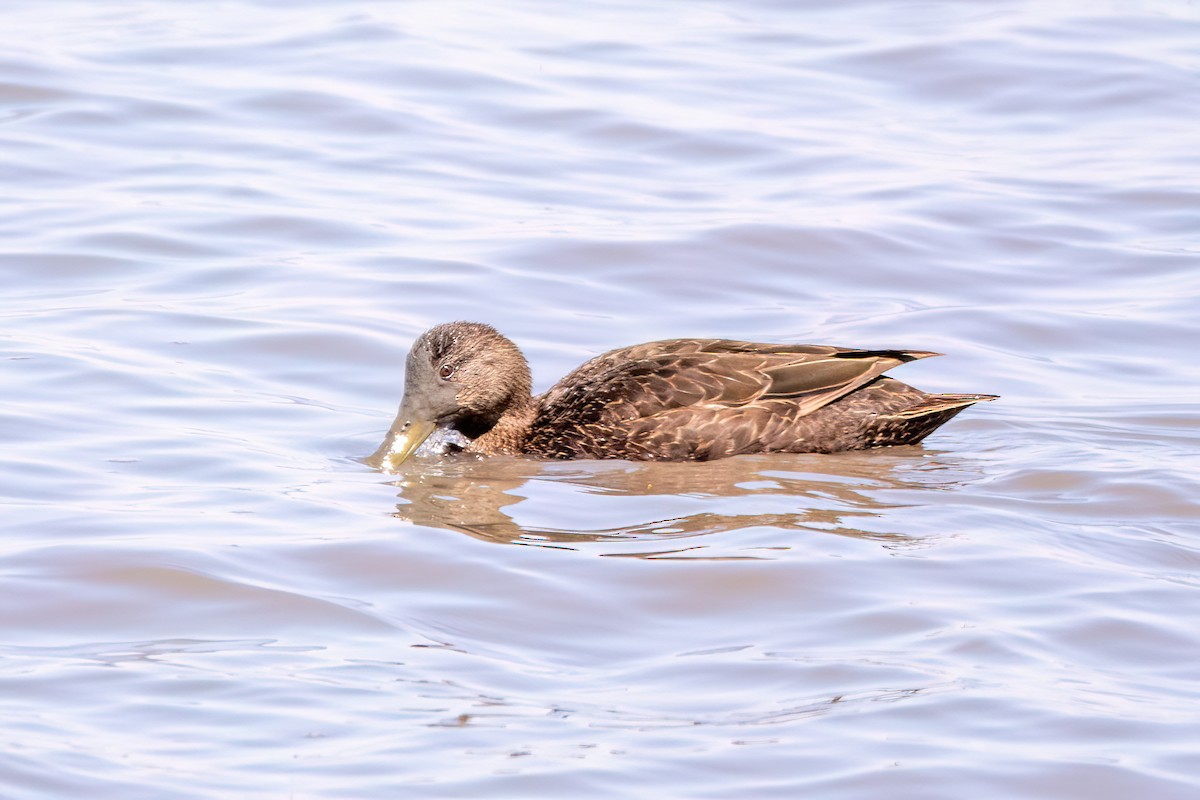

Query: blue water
<box><xmin>2</xmin><ymin>1</ymin><xmax>1198</xmax><ymax>797</ymax></box>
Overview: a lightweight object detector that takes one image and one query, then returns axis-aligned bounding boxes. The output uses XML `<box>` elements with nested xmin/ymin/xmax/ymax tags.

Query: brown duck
<box><xmin>369</xmin><ymin>321</ymin><xmax>996</xmax><ymax>467</ymax></box>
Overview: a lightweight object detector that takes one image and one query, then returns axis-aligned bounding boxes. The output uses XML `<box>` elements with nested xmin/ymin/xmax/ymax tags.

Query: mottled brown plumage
<box><xmin>369</xmin><ymin>322</ymin><xmax>996</xmax><ymax>467</ymax></box>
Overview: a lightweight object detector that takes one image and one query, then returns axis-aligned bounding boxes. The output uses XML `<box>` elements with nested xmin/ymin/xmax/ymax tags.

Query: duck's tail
<box><xmin>869</xmin><ymin>393</ymin><xmax>998</xmax><ymax>446</ymax></box>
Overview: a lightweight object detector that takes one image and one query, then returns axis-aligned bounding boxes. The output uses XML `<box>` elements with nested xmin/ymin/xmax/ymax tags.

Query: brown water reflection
<box><xmin>378</xmin><ymin>449</ymin><xmax>982</xmax><ymax>553</ymax></box>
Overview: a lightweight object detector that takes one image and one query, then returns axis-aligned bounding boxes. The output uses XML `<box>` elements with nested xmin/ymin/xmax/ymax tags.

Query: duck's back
<box><xmin>522</xmin><ymin>338</ymin><xmax>994</xmax><ymax>461</ymax></box>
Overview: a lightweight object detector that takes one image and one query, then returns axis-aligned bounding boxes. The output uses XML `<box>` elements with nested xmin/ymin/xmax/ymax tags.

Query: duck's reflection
<box><xmin>375</xmin><ymin>447</ymin><xmax>983</xmax><ymax>555</ymax></box>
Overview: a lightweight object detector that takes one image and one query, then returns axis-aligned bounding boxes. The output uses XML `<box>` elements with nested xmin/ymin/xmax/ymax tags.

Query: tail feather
<box><xmin>866</xmin><ymin>393</ymin><xmax>998</xmax><ymax>447</ymax></box>
<box><xmin>891</xmin><ymin>393</ymin><xmax>999</xmax><ymax>419</ymax></box>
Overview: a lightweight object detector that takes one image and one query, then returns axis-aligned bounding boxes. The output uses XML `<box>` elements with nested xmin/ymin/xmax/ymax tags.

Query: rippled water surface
<box><xmin>3</xmin><ymin>1</ymin><xmax>1199</xmax><ymax>797</ymax></box>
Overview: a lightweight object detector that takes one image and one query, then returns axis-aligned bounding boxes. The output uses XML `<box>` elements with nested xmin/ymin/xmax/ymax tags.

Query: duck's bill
<box><xmin>368</xmin><ymin>416</ymin><xmax>436</xmax><ymax>470</ymax></box>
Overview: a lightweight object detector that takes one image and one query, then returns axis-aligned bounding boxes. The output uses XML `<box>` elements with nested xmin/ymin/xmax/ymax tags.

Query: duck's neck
<box><xmin>464</xmin><ymin>395</ymin><xmax>536</xmax><ymax>456</ymax></box>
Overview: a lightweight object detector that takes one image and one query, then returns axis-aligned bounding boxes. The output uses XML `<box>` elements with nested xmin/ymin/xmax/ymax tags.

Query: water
<box><xmin>3</xmin><ymin>1</ymin><xmax>1199</xmax><ymax>797</ymax></box>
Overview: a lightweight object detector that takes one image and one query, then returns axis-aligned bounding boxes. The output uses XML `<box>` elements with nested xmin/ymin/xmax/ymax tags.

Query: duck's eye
<box><xmin>438</xmin><ymin>363</ymin><xmax>455</xmax><ymax>380</ymax></box>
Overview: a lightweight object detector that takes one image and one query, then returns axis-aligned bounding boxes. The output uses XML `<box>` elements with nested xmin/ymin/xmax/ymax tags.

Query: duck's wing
<box><xmin>535</xmin><ymin>338</ymin><xmax>939</xmax><ymax>429</ymax></box>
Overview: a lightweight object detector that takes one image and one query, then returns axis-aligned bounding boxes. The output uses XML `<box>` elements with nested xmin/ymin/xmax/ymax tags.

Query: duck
<box><xmin>369</xmin><ymin>321</ymin><xmax>996</xmax><ymax>467</ymax></box>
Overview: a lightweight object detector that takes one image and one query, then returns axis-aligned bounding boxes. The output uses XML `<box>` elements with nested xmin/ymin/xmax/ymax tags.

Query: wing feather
<box><xmin>531</xmin><ymin>339</ymin><xmax>939</xmax><ymax>456</ymax></box>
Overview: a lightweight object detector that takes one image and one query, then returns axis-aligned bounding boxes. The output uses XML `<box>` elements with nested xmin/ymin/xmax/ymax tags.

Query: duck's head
<box><xmin>369</xmin><ymin>322</ymin><xmax>532</xmax><ymax>469</ymax></box>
